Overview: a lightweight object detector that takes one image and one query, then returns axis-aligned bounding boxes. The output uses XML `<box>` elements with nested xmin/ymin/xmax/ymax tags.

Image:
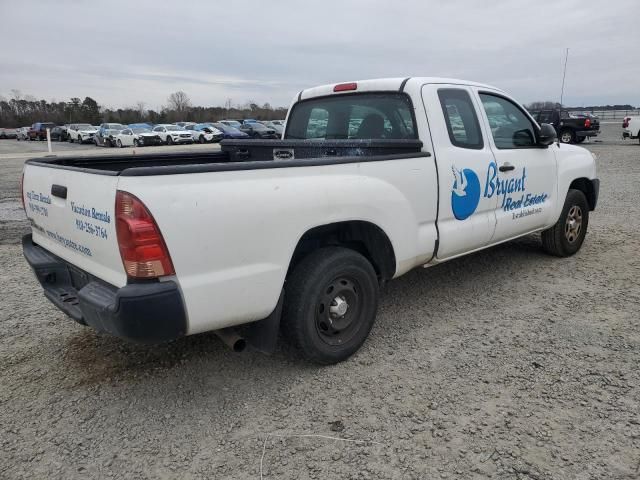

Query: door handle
<box><xmin>499</xmin><ymin>163</ymin><xmax>515</xmax><ymax>172</ymax></box>
<box><xmin>51</xmin><ymin>184</ymin><xmax>67</xmax><ymax>199</ymax></box>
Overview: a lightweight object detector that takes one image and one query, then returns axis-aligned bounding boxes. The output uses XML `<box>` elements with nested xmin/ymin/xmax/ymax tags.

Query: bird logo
<box><xmin>451</xmin><ymin>165</ymin><xmax>481</xmax><ymax>220</ymax></box>
<box><xmin>452</xmin><ymin>166</ymin><xmax>468</xmax><ymax>197</ymax></box>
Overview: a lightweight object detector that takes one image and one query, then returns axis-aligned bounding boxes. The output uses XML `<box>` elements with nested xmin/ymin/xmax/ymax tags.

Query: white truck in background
<box><xmin>622</xmin><ymin>116</ymin><xmax>640</xmax><ymax>143</ymax></box>
<box><xmin>21</xmin><ymin>77</ymin><xmax>599</xmax><ymax>364</ymax></box>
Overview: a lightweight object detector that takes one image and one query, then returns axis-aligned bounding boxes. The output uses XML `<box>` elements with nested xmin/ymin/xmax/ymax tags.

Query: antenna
<box><xmin>560</xmin><ymin>48</ymin><xmax>569</xmax><ymax>107</ymax></box>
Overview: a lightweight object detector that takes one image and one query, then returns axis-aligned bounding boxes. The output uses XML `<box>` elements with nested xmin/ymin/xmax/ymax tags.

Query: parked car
<box><xmin>20</xmin><ymin>77</ymin><xmax>599</xmax><ymax>364</ymax></box>
<box><xmin>27</xmin><ymin>122</ymin><xmax>56</xmax><ymax>141</ymax></box>
<box><xmin>16</xmin><ymin>127</ymin><xmax>31</xmax><ymax>141</ymax></box>
<box><xmin>218</xmin><ymin>120</ymin><xmax>243</xmax><ymax>129</ymax></box>
<box><xmin>0</xmin><ymin>128</ymin><xmax>17</xmax><ymax>139</ymax></box>
<box><xmin>114</xmin><ymin>127</ymin><xmax>163</xmax><ymax>147</ymax></box>
<box><xmin>261</xmin><ymin>121</ymin><xmax>284</xmax><ymax>136</ymax></box>
<box><xmin>67</xmin><ymin>124</ymin><xmax>98</xmax><ymax>144</ymax></box>
<box><xmin>151</xmin><ymin>124</ymin><xmax>194</xmax><ymax>145</ymax></box>
<box><xmin>116</xmin><ymin>127</ymin><xmax>163</xmax><ymax>148</ymax></box>
<box><xmin>94</xmin><ymin>123</ymin><xmax>125</xmax><ymax>147</ymax></box>
<box><xmin>50</xmin><ymin>126</ymin><xmax>68</xmax><ymax>142</ymax></box>
<box><xmin>622</xmin><ymin>116</ymin><xmax>640</xmax><ymax>144</ymax></box>
<box><xmin>174</xmin><ymin>122</ymin><xmax>190</xmax><ymax>128</ymax></box>
<box><xmin>184</xmin><ymin>123</ymin><xmax>224</xmax><ymax>143</ymax></box>
<box><xmin>239</xmin><ymin>122</ymin><xmax>278</xmax><ymax>139</ymax></box>
<box><xmin>211</xmin><ymin>122</ymin><xmax>250</xmax><ymax>139</ymax></box>
<box><xmin>128</xmin><ymin>123</ymin><xmax>154</xmax><ymax>130</ymax></box>
<box><xmin>528</xmin><ymin>109</ymin><xmax>600</xmax><ymax>144</ymax></box>
<box><xmin>242</xmin><ymin>119</ymin><xmax>259</xmax><ymax>124</ymax></box>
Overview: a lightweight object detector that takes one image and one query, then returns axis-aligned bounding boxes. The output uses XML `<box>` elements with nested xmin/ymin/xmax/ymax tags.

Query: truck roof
<box><xmin>298</xmin><ymin>77</ymin><xmax>503</xmax><ymax>101</ymax></box>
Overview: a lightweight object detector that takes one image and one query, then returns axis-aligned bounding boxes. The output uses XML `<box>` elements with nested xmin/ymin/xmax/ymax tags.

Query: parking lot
<box><xmin>1</xmin><ymin>124</ymin><xmax>639</xmax><ymax>479</ymax></box>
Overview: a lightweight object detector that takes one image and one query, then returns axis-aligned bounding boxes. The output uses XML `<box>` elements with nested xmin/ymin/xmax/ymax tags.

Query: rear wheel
<box><xmin>541</xmin><ymin>189</ymin><xmax>589</xmax><ymax>257</ymax></box>
<box><xmin>281</xmin><ymin>247</ymin><xmax>379</xmax><ymax>364</ymax></box>
<box><xmin>117</xmin><ymin>139</ymin><xmax>123</xmax><ymax>148</ymax></box>
<box><xmin>77</xmin><ymin>135</ymin><xmax>82</xmax><ymax>144</ymax></box>
<box><xmin>559</xmin><ymin>129</ymin><xmax>575</xmax><ymax>144</ymax></box>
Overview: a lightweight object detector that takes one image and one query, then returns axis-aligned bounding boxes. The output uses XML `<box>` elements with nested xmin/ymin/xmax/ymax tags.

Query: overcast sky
<box><xmin>1</xmin><ymin>0</ymin><xmax>638</xmax><ymax>110</ymax></box>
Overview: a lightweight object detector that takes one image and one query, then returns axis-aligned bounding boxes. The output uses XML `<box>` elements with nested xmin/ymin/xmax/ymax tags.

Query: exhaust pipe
<box><xmin>215</xmin><ymin>328</ymin><xmax>247</xmax><ymax>353</ymax></box>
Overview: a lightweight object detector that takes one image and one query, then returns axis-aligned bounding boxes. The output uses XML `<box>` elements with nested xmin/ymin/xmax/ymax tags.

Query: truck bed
<box><xmin>26</xmin><ymin>139</ymin><xmax>424</xmax><ymax>176</ymax></box>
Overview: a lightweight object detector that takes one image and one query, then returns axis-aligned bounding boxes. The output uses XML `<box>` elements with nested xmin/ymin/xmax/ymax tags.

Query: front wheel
<box><xmin>541</xmin><ymin>189</ymin><xmax>589</xmax><ymax>257</ymax></box>
<box><xmin>559</xmin><ymin>129</ymin><xmax>575</xmax><ymax>144</ymax></box>
<box><xmin>281</xmin><ymin>247</ymin><xmax>379</xmax><ymax>364</ymax></box>
<box><xmin>199</xmin><ymin>135</ymin><xmax>206</xmax><ymax>144</ymax></box>
<box><xmin>133</xmin><ymin>139</ymin><xmax>140</xmax><ymax>147</ymax></box>
<box><xmin>166</xmin><ymin>136</ymin><xmax>173</xmax><ymax>145</ymax></box>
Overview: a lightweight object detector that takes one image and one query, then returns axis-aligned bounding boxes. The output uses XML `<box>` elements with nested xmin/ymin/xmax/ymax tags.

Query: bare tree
<box><xmin>167</xmin><ymin>91</ymin><xmax>191</xmax><ymax>113</ymax></box>
<box><xmin>10</xmin><ymin>89</ymin><xmax>22</xmax><ymax>101</ymax></box>
<box><xmin>135</xmin><ymin>101</ymin><xmax>146</xmax><ymax>118</ymax></box>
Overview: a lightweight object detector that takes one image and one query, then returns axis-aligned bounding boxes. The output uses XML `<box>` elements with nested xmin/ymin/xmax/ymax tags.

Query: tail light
<box><xmin>115</xmin><ymin>190</ymin><xmax>175</xmax><ymax>279</ymax></box>
<box><xmin>584</xmin><ymin>118</ymin><xmax>591</xmax><ymax>128</ymax></box>
<box><xmin>20</xmin><ymin>172</ymin><xmax>25</xmax><ymax>211</ymax></box>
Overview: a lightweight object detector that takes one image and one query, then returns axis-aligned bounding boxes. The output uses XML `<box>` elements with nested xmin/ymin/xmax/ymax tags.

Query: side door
<box><xmin>474</xmin><ymin>90</ymin><xmax>557</xmax><ymax>243</ymax></box>
<box><xmin>421</xmin><ymin>84</ymin><xmax>498</xmax><ymax>259</ymax></box>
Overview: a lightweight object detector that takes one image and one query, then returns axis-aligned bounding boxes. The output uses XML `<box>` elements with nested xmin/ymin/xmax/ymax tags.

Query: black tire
<box><xmin>281</xmin><ymin>247</ymin><xmax>379</xmax><ymax>364</ymax></box>
<box><xmin>199</xmin><ymin>135</ymin><xmax>205</xmax><ymax>144</ymax></box>
<box><xmin>166</xmin><ymin>136</ymin><xmax>173</xmax><ymax>145</ymax></box>
<box><xmin>68</xmin><ymin>136</ymin><xmax>73</xmax><ymax>143</ymax></box>
<box><xmin>134</xmin><ymin>139</ymin><xmax>140</xmax><ymax>147</ymax></box>
<box><xmin>78</xmin><ymin>135</ymin><xmax>82</xmax><ymax>144</ymax></box>
<box><xmin>559</xmin><ymin>129</ymin><xmax>575</xmax><ymax>144</ymax></box>
<box><xmin>541</xmin><ymin>189</ymin><xmax>589</xmax><ymax>257</ymax></box>
<box><xmin>117</xmin><ymin>139</ymin><xmax>123</xmax><ymax>148</ymax></box>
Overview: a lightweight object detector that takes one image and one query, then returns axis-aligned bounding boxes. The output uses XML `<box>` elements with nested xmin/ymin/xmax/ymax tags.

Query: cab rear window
<box><xmin>285</xmin><ymin>93</ymin><xmax>417</xmax><ymax>140</ymax></box>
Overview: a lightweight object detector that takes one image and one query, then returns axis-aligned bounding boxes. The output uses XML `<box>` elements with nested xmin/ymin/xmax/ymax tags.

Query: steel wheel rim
<box><xmin>315</xmin><ymin>276</ymin><xmax>361</xmax><ymax>346</ymax></box>
<box><xmin>564</xmin><ymin>205</ymin><xmax>583</xmax><ymax>243</ymax></box>
<box><xmin>561</xmin><ymin>132</ymin><xmax>572</xmax><ymax>143</ymax></box>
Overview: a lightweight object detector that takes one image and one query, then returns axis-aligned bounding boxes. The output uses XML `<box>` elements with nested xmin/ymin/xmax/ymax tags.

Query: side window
<box><xmin>538</xmin><ymin>111</ymin><xmax>553</xmax><ymax>124</ymax></box>
<box><xmin>438</xmin><ymin>88</ymin><xmax>483</xmax><ymax>149</ymax></box>
<box><xmin>479</xmin><ymin>94</ymin><xmax>537</xmax><ymax>149</ymax></box>
<box><xmin>306</xmin><ymin>107</ymin><xmax>329</xmax><ymax>139</ymax></box>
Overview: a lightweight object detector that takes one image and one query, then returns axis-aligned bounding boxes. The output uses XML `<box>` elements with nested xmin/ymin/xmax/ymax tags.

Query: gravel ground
<box><xmin>1</xmin><ymin>126</ymin><xmax>639</xmax><ymax>479</ymax></box>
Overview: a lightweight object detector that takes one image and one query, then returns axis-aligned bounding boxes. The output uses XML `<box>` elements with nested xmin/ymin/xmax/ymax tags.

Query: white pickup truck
<box><xmin>622</xmin><ymin>116</ymin><xmax>640</xmax><ymax>143</ymax></box>
<box><xmin>21</xmin><ymin>77</ymin><xmax>599</xmax><ymax>364</ymax></box>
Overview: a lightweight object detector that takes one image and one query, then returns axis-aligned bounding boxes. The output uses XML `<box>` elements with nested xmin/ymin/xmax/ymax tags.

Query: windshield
<box><xmin>166</xmin><ymin>125</ymin><xmax>183</xmax><ymax>131</ymax></box>
<box><xmin>76</xmin><ymin>124</ymin><xmax>93</xmax><ymax>129</ymax></box>
<box><xmin>106</xmin><ymin>124</ymin><xmax>125</xmax><ymax>130</ymax></box>
<box><xmin>285</xmin><ymin>92</ymin><xmax>417</xmax><ymax>140</ymax></box>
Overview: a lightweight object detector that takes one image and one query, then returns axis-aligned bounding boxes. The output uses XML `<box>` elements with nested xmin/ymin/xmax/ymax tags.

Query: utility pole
<box><xmin>560</xmin><ymin>48</ymin><xmax>569</xmax><ymax>107</ymax></box>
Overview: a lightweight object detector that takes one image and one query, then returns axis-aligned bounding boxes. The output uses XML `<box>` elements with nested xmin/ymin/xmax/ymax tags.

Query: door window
<box><xmin>479</xmin><ymin>94</ymin><xmax>537</xmax><ymax>149</ymax></box>
<box><xmin>438</xmin><ymin>89</ymin><xmax>483</xmax><ymax>149</ymax></box>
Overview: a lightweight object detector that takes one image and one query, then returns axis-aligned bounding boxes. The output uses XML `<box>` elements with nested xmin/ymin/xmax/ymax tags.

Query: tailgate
<box><xmin>23</xmin><ymin>163</ymin><xmax>127</xmax><ymax>287</ymax></box>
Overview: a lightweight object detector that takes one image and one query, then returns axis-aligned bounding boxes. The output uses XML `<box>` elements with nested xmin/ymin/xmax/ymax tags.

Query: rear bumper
<box><xmin>576</xmin><ymin>129</ymin><xmax>599</xmax><ymax>138</ymax></box>
<box><xmin>22</xmin><ymin>234</ymin><xmax>187</xmax><ymax>343</ymax></box>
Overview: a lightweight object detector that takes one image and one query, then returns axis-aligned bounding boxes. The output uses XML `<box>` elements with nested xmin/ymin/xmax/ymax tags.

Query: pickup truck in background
<box><xmin>622</xmin><ymin>116</ymin><xmax>640</xmax><ymax>144</ymax></box>
<box><xmin>21</xmin><ymin>77</ymin><xmax>599</xmax><ymax>364</ymax></box>
<box><xmin>528</xmin><ymin>109</ymin><xmax>600</xmax><ymax>144</ymax></box>
<box><xmin>27</xmin><ymin>122</ymin><xmax>56</xmax><ymax>141</ymax></box>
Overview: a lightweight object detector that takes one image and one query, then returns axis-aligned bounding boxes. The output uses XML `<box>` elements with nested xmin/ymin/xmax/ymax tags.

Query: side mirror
<box><xmin>538</xmin><ymin>123</ymin><xmax>557</xmax><ymax>147</ymax></box>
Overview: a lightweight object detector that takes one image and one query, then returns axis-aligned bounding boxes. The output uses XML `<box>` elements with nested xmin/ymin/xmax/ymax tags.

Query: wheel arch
<box><xmin>287</xmin><ymin>220</ymin><xmax>396</xmax><ymax>284</ymax></box>
<box><xmin>569</xmin><ymin>177</ymin><xmax>598</xmax><ymax>211</ymax></box>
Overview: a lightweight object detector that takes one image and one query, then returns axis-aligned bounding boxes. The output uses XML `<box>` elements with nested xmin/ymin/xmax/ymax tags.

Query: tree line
<box><xmin>0</xmin><ymin>90</ymin><xmax>288</xmax><ymax>127</ymax></box>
